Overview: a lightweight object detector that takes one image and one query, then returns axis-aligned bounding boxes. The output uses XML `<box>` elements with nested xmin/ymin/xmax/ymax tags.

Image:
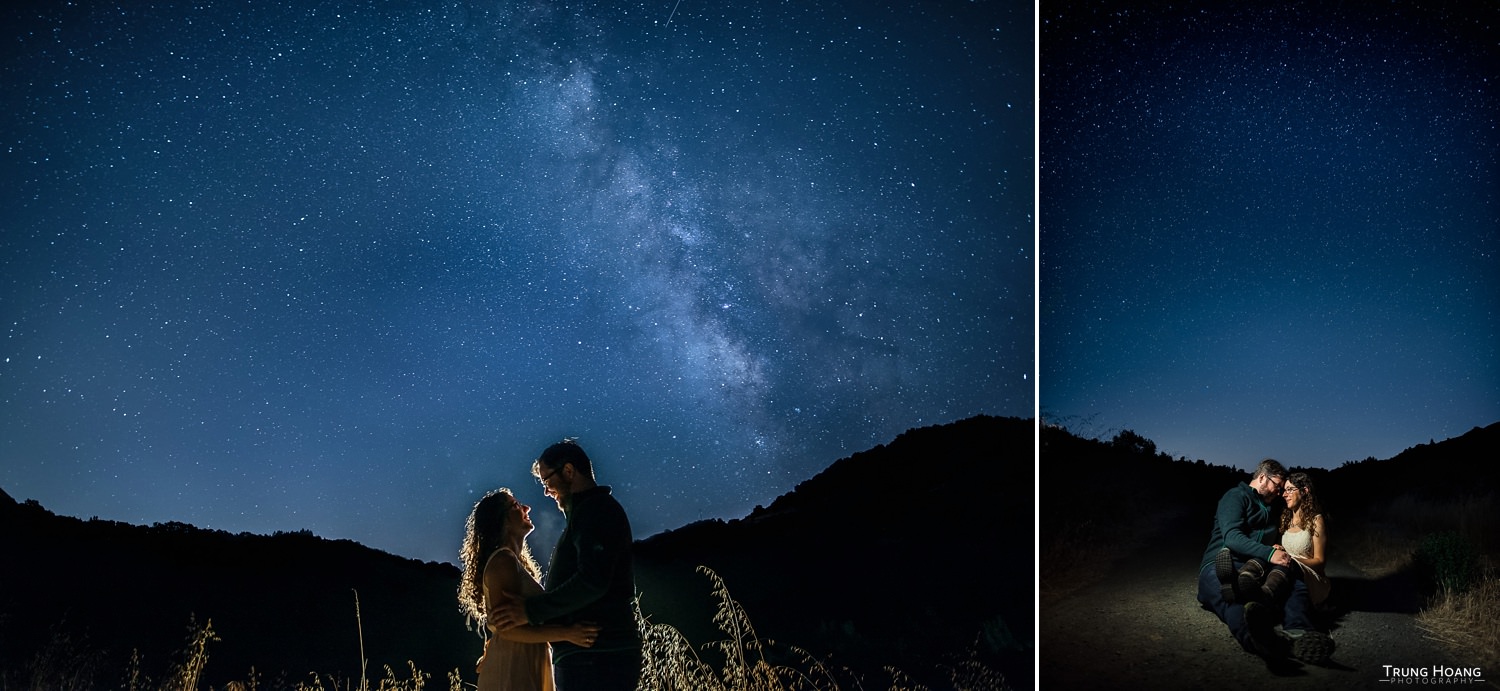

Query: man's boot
<box><xmin>1214</xmin><ymin>548</ymin><xmax>1239</xmax><ymax>603</ymax></box>
<box><xmin>1237</xmin><ymin>558</ymin><xmax>1266</xmax><ymax>603</ymax></box>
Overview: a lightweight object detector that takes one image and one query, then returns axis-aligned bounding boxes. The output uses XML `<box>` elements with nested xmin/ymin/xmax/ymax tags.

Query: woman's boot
<box><xmin>1237</xmin><ymin>559</ymin><xmax>1266</xmax><ymax>603</ymax></box>
<box><xmin>1261</xmin><ymin>567</ymin><xmax>1291</xmax><ymax>603</ymax></box>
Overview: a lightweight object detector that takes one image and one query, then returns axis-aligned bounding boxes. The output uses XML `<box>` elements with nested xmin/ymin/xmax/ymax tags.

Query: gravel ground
<box><xmin>1040</xmin><ymin>516</ymin><xmax>1495</xmax><ymax>690</ymax></box>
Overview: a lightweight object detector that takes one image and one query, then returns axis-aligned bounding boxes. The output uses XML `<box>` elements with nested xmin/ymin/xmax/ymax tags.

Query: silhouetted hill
<box><xmin>1322</xmin><ymin>421</ymin><xmax>1500</xmax><ymax>501</ymax></box>
<box><xmin>1041</xmin><ymin>421</ymin><xmax>1500</xmax><ymax>686</ymax></box>
<box><xmin>0</xmin><ymin>497</ymin><xmax>473</xmax><ymax>688</ymax></box>
<box><xmin>634</xmin><ymin>415</ymin><xmax>1034</xmax><ymax>690</ymax></box>
<box><xmin>1320</xmin><ymin>421</ymin><xmax>1500</xmax><ymax>555</ymax></box>
<box><xmin>1</xmin><ymin>415</ymin><xmax>1031</xmax><ymax>689</ymax></box>
<box><xmin>1041</xmin><ymin>420</ymin><xmax>1500</xmax><ymax>568</ymax></box>
<box><xmin>1040</xmin><ymin>426</ymin><xmax>1242</xmax><ymax>602</ymax></box>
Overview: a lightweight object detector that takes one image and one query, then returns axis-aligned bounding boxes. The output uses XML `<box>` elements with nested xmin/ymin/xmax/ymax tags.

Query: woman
<box><xmin>459</xmin><ymin>488</ymin><xmax>600</xmax><ymax>691</ymax></box>
<box><xmin>1239</xmin><ymin>472</ymin><xmax>1331</xmax><ymax>607</ymax></box>
<box><xmin>1277</xmin><ymin>472</ymin><xmax>1330</xmax><ymax>608</ymax></box>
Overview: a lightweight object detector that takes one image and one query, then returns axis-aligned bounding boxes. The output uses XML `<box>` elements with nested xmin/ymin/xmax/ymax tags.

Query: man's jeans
<box><xmin>1282</xmin><ymin>574</ymin><xmax>1316</xmax><ymax>632</ymax></box>
<box><xmin>1197</xmin><ymin>560</ymin><xmax>1256</xmax><ymax>652</ymax></box>
<box><xmin>1197</xmin><ymin>556</ymin><xmax>1318</xmax><ymax>652</ymax></box>
<box><xmin>555</xmin><ymin>648</ymin><xmax>642</xmax><ymax>691</ymax></box>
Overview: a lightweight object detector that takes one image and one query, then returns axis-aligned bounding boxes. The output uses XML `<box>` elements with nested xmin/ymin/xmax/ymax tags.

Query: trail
<box><xmin>1040</xmin><ymin>512</ymin><xmax>1489</xmax><ymax>689</ymax></box>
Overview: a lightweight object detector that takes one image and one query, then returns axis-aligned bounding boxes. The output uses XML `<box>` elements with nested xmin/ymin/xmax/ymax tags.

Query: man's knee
<box><xmin>1196</xmin><ymin>565</ymin><xmax>1224</xmax><ymax>612</ymax></box>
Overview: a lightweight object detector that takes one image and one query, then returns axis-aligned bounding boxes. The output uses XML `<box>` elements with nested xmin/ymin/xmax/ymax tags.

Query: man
<box><xmin>491</xmin><ymin>439</ymin><xmax>641</xmax><ymax>690</ymax></box>
<box><xmin>1197</xmin><ymin>458</ymin><xmax>1330</xmax><ymax>663</ymax></box>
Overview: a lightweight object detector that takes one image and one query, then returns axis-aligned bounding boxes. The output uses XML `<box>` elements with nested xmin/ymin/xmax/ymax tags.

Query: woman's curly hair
<box><xmin>458</xmin><ymin>488</ymin><xmax>540</xmax><ymax>623</ymax></box>
<box><xmin>1279</xmin><ymin>472</ymin><xmax>1324</xmax><ymax>536</ymax></box>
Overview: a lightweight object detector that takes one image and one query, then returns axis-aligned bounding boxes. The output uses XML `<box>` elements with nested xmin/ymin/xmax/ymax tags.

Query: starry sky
<box><xmin>1042</xmin><ymin>3</ymin><xmax>1499</xmax><ymax>471</ymax></box>
<box><xmin>1</xmin><ymin>1</ymin><xmax>1032</xmax><ymax>563</ymax></box>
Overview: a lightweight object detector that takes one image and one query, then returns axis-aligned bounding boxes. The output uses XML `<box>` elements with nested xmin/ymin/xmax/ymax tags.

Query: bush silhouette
<box><xmin>1412</xmin><ymin>532</ymin><xmax>1482</xmax><ymax>596</ymax></box>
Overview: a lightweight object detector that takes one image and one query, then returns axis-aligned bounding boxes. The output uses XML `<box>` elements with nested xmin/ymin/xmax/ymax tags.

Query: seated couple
<box><xmin>1198</xmin><ymin>460</ymin><xmax>1334</xmax><ymax>665</ymax></box>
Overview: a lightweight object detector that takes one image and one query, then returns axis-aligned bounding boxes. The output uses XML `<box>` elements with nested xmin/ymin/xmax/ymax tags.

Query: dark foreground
<box><xmin>1040</xmin><ymin>510</ymin><xmax>1483</xmax><ymax>690</ymax></box>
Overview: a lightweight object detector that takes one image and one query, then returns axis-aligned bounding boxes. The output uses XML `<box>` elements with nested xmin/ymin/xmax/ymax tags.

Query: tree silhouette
<box><xmin>1110</xmin><ymin>429</ymin><xmax>1156</xmax><ymax>457</ymax></box>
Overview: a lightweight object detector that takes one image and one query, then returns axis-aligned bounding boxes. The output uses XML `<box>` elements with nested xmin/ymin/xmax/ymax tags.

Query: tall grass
<box><xmin>9</xmin><ymin>613</ymin><xmax>463</xmax><ymax>691</ymax></box>
<box><xmin>18</xmin><ymin>617</ymin><xmax>105</xmax><ymax>691</ymax></box>
<box><xmin>1416</xmin><ymin>569</ymin><xmax>1500</xmax><ymax>674</ymax></box>
<box><xmin>636</xmin><ymin>566</ymin><xmax>1011</xmax><ymax>691</ymax></box>
<box><xmin>1407</xmin><ymin>524</ymin><xmax>1498</xmax><ymax>674</ymax></box>
<box><xmin>1365</xmin><ymin>494</ymin><xmax>1500</xmax><ymax>675</ymax></box>
<box><xmin>161</xmin><ymin>617</ymin><xmax>219</xmax><ymax>691</ymax></box>
<box><xmin>1341</xmin><ymin>493</ymin><xmax>1499</xmax><ymax>576</ymax></box>
<box><xmin>8</xmin><ymin>568</ymin><xmax>1003</xmax><ymax>691</ymax></box>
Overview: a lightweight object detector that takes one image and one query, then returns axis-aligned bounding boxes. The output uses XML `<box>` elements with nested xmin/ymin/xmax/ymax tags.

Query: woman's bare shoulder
<box><xmin>483</xmin><ymin>549</ymin><xmax>526</xmax><ymax>585</ymax></box>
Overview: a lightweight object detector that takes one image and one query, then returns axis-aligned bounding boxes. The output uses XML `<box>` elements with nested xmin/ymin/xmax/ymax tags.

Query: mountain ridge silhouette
<box><xmin>634</xmin><ymin>414</ymin><xmax>1034</xmax><ymax>689</ymax></box>
<box><xmin>1041</xmin><ymin>419</ymin><xmax>1500</xmax><ymax>580</ymax></box>
<box><xmin>1</xmin><ymin>414</ymin><xmax>1031</xmax><ymax>689</ymax></box>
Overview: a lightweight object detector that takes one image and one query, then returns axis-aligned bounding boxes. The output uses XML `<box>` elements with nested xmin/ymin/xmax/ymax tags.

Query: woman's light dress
<box><xmin>1282</xmin><ymin>518</ymin><xmax>1330</xmax><ymax>607</ymax></box>
<box><xmin>477</xmin><ymin>548</ymin><xmax>554</xmax><ymax>691</ymax></box>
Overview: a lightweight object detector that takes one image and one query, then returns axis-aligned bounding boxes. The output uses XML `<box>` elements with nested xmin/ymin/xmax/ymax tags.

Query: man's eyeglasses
<box><xmin>537</xmin><ymin>466</ymin><xmax>564</xmax><ymax>486</ymax></box>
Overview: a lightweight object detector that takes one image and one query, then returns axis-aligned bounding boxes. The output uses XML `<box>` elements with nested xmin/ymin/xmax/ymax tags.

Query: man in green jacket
<box><xmin>1197</xmin><ymin>458</ymin><xmax>1290</xmax><ymax>658</ymax></box>
<box><xmin>491</xmin><ymin>439</ymin><xmax>641</xmax><ymax>691</ymax></box>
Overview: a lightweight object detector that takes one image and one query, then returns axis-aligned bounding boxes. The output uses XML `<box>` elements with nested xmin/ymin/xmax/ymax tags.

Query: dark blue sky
<box><xmin>1043</xmin><ymin>3</ymin><xmax>1499</xmax><ymax>470</ymax></box>
<box><xmin>2</xmin><ymin>1</ymin><xmax>1032</xmax><ymax>563</ymax></box>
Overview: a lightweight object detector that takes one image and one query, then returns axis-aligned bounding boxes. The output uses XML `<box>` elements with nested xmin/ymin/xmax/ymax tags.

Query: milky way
<box><xmin>1</xmin><ymin>0</ymin><xmax>1032</xmax><ymax>562</ymax></box>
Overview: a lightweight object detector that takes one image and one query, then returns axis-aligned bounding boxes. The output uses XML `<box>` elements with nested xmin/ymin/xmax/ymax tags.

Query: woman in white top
<box><xmin>1276</xmin><ymin>472</ymin><xmax>1330</xmax><ymax>608</ymax></box>
<box><xmin>459</xmin><ymin>488</ymin><xmax>600</xmax><ymax>691</ymax></box>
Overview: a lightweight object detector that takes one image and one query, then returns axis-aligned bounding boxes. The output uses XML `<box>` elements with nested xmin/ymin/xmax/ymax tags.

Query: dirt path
<box><xmin>1040</xmin><ymin>515</ymin><xmax>1493</xmax><ymax>689</ymax></box>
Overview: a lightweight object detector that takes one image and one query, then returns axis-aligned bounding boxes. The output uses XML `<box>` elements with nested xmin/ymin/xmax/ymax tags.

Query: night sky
<box><xmin>1</xmin><ymin>1</ymin><xmax>1032</xmax><ymax>563</ymax></box>
<box><xmin>1043</xmin><ymin>3</ymin><xmax>1499</xmax><ymax>470</ymax></box>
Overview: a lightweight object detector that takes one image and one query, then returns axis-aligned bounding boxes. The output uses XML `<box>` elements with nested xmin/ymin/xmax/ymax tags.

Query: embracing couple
<box><xmin>457</xmin><ymin>440</ymin><xmax>642</xmax><ymax>691</ymax></box>
<box><xmin>1198</xmin><ymin>458</ymin><xmax>1335</xmax><ymax>666</ymax></box>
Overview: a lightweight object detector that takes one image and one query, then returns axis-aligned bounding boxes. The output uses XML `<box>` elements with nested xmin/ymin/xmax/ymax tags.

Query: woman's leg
<box><xmin>1260</xmin><ymin>564</ymin><xmax>1294</xmax><ymax>603</ymax></box>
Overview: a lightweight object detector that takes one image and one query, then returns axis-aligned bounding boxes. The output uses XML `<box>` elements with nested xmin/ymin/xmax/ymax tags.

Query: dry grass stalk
<box><xmin>161</xmin><ymin>617</ymin><xmax>218</xmax><ymax>691</ymax></box>
<box><xmin>1416</xmin><ymin>566</ymin><xmax>1500</xmax><ymax>673</ymax></box>
<box><xmin>24</xmin><ymin>622</ymin><xmax>104</xmax><ymax>691</ymax></box>
<box><xmin>373</xmin><ymin>660</ymin><xmax>429</xmax><ymax>691</ymax></box>
<box><xmin>12</xmin><ymin>567</ymin><xmax>1007</xmax><ymax>691</ymax></box>
<box><xmin>635</xmin><ymin>566</ymin><xmax>1010</xmax><ymax>691</ymax></box>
